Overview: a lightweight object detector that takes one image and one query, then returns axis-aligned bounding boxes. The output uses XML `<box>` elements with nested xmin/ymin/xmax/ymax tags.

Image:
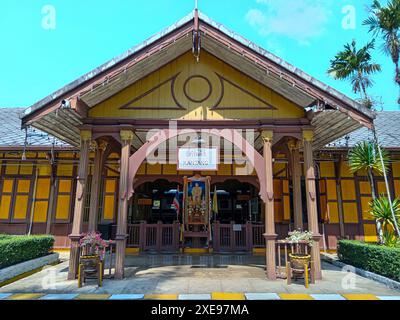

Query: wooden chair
<box><xmin>286</xmin><ymin>259</ymin><xmax>315</xmax><ymax>288</ymax></box>
<box><xmin>78</xmin><ymin>255</ymin><xmax>103</xmax><ymax>288</ymax></box>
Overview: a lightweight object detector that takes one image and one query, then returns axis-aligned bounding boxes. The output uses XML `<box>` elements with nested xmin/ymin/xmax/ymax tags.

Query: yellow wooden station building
<box><xmin>1</xmin><ymin>10</ymin><xmax>397</xmax><ymax>281</ymax></box>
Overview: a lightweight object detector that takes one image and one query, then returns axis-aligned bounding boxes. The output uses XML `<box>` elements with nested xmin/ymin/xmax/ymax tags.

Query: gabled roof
<box><xmin>21</xmin><ymin>10</ymin><xmax>375</xmax><ymax>148</ymax></box>
<box><xmin>0</xmin><ymin>108</ymin><xmax>70</xmax><ymax>149</ymax></box>
<box><xmin>329</xmin><ymin>111</ymin><xmax>400</xmax><ymax>149</ymax></box>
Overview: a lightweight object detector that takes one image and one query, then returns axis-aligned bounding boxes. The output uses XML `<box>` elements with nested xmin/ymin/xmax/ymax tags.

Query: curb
<box><xmin>0</xmin><ymin>292</ymin><xmax>399</xmax><ymax>301</ymax></box>
<box><xmin>0</xmin><ymin>253</ymin><xmax>60</xmax><ymax>287</ymax></box>
<box><xmin>321</xmin><ymin>253</ymin><xmax>400</xmax><ymax>291</ymax></box>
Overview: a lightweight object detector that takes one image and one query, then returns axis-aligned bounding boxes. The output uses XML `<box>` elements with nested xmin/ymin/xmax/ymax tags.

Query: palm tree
<box><xmin>328</xmin><ymin>40</ymin><xmax>381</xmax><ymax>106</ymax></box>
<box><xmin>370</xmin><ymin>196</ymin><xmax>400</xmax><ymax>245</ymax></box>
<box><xmin>363</xmin><ymin>0</ymin><xmax>400</xmax><ymax>103</ymax></box>
<box><xmin>348</xmin><ymin>141</ymin><xmax>390</xmax><ymax>243</ymax></box>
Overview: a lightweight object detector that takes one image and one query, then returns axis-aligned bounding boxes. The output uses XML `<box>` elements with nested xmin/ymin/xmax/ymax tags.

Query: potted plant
<box><xmin>286</xmin><ymin>230</ymin><xmax>314</xmax><ymax>269</ymax></box>
<box><xmin>79</xmin><ymin>231</ymin><xmax>108</xmax><ymax>260</ymax></box>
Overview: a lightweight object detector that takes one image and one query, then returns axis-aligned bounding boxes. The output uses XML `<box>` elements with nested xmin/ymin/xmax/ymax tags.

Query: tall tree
<box><xmin>348</xmin><ymin>141</ymin><xmax>390</xmax><ymax>243</ymax></box>
<box><xmin>363</xmin><ymin>0</ymin><xmax>400</xmax><ymax>103</ymax></box>
<box><xmin>328</xmin><ymin>40</ymin><xmax>381</xmax><ymax>106</ymax></box>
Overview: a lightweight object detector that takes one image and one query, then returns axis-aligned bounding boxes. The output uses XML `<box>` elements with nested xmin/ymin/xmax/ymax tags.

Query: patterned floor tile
<box><xmin>211</xmin><ymin>293</ymin><xmax>245</xmax><ymax>300</ymax></box>
<box><xmin>40</xmin><ymin>294</ymin><xmax>78</xmax><ymax>300</ymax></box>
<box><xmin>310</xmin><ymin>294</ymin><xmax>346</xmax><ymax>301</ymax></box>
<box><xmin>109</xmin><ymin>294</ymin><xmax>144</xmax><ymax>300</ymax></box>
<box><xmin>245</xmin><ymin>293</ymin><xmax>280</xmax><ymax>300</ymax></box>
<box><xmin>342</xmin><ymin>294</ymin><xmax>379</xmax><ymax>300</ymax></box>
<box><xmin>279</xmin><ymin>294</ymin><xmax>314</xmax><ymax>300</ymax></box>
<box><xmin>179</xmin><ymin>294</ymin><xmax>211</xmax><ymax>300</ymax></box>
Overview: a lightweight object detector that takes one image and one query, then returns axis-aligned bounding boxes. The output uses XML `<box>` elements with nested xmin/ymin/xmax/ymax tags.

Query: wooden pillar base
<box><xmin>312</xmin><ymin>235</ymin><xmax>322</xmax><ymax>280</ymax></box>
<box><xmin>115</xmin><ymin>234</ymin><xmax>127</xmax><ymax>280</ymax></box>
<box><xmin>264</xmin><ymin>233</ymin><xmax>277</xmax><ymax>280</ymax></box>
<box><xmin>67</xmin><ymin>235</ymin><xmax>81</xmax><ymax>280</ymax></box>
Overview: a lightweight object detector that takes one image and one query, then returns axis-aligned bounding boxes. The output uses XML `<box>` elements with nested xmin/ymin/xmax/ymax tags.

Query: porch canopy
<box><xmin>21</xmin><ymin>11</ymin><xmax>374</xmax><ymax>148</ymax></box>
<box><xmin>20</xmin><ymin>10</ymin><xmax>375</xmax><ymax>281</ymax></box>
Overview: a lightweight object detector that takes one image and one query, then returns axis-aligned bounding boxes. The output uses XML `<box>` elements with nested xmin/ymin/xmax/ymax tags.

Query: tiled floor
<box><xmin>0</xmin><ymin>254</ymin><xmax>399</xmax><ymax>300</ymax></box>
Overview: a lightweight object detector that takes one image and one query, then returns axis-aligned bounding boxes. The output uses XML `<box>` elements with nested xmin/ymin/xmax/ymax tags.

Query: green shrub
<box><xmin>0</xmin><ymin>235</ymin><xmax>54</xmax><ymax>269</ymax></box>
<box><xmin>338</xmin><ymin>240</ymin><xmax>400</xmax><ymax>282</ymax></box>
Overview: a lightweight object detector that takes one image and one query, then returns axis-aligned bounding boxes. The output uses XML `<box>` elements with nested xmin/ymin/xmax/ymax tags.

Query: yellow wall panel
<box><xmin>103</xmin><ymin>195</ymin><xmax>115</xmax><ymax>220</ymax></box>
<box><xmin>360</xmin><ymin>197</ymin><xmax>374</xmax><ymax>220</ymax></box>
<box><xmin>163</xmin><ymin>164</ymin><xmax>177</xmax><ymax>175</ymax></box>
<box><xmin>0</xmin><ymin>195</ymin><xmax>11</xmax><ymax>220</ymax></box>
<box><xmin>392</xmin><ymin>162</ymin><xmax>400</xmax><ymax>178</ymax></box>
<box><xmin>147</xmin><ymin>164</ymin><xmax>162</xmax><ymax>175</ymax></box>
<box><xmin>283</xmin><ymin>195</ymin><xmax>291</xmax><ymax>221</ymax></box>
<box><xmin>327</xmin><ymin>202</ymin><xmax>339</xmax><ymax>223</ymax></box>
<box><xmin>326</xmin><ymin>180</ymin><xmax>337</xmax><ymax>200</ymax></box>
<box><xmin>341</xmin><ymin>162</ymin><xmax>353</xmax><ymax>177</ymax></box>
<box><xmin>36</xmin><ymin>179</ymin><xmax>50</xmax><ymax>199</ymax></box>
<box><xmin>359</xmin><ymin>181</ymin><xmax>371</xmax><ymax>195</ymax></box>
<box><xmin>107</xmin><ymin>164</ymin><xmax>120</xmax><ymax>177</ymax></box>
<box><xmin>19</xmin><ymin>164</ymin><xmax>33</xmax><ymax>175</ymax></box>
<box><xmin>58</xmin><ymin>180</ymin><xmax>72</xmax><ymax>193</ymax></box>
<box><xmin>341</xmin><ymin>180</ymin><xmax>356</xmax><ymax>200</ymax></box>
<box><xmin>319</xmin><ymin>162</ymin><xmax>335</xmax><ymax>178</ymax></box>
<box><xmin>105</xmin><ymin>180</ymin><xmax>116</xmax><ymax>193</ymax></box>
<box><xmin>217</xmin><ymin>164</ymin><xmax>231</xmax><ymax>176</ymax></box>
<box><xmin>364</xmin><ymin>224</ymin><xmax>378</xmax><ymax>243</ymax></box>
<box><xmin>273</xmin><ymin>163</ymin><xmax>286</xmax><ymax>177</ymax></box>
<box><xmin>2</xmin><ymin>179</ymin><xmax>14</xmax><ymax>193</ymax></box>
<box><xmin>14</xmin><ymin>195</ymin><xmax>29</xmax><ymax>220</ymax></box>
<box><xmin>283</xmin><ymin>180</ymin><xmax>289</xmax><ymax>194</ymax></box>
<box><xmin>17</xmin><ymin>180</ymin><xmax>30</xmax><ymax>193</ymax></box>
<box><xmin>56</xmin><ymin>195</ymin><xmax>70</xmax><ymax>220</ymax></box>
<box><xmin>137</xmin><ymin>163</ymin><xmax>146</xmax><ymax>175</ymax></box>
<box><xmin>33</xmin><ymin>201</ymin><xmax>48</xmax><ymax>223</ymax></box>
<box><xmin>395</xmin><ymin>180</ymin><xmax>400</xmax><ymax>198</ymax></box>
<box><xmin>38</xmin><ymin>164</ymin><xmax>52</xmax><ymax>176</ymax></box>
<box><xmin>57</xmin><ymin>164</ymin><xmax>74</xmax><ymax>176</ymax></box>
<box><xmin>5</xmin><ymin>164</ymin><xmax>19</xmax><ymax>175</ymax></box>
<box><xmin>343</xmin><ymin>202</ymin><xmax>358</xmax><ymax>223</ymax></box>
<box><xmin>377</xmin><ymin>181</ymin><xmax>388</xmax><ymax>196</ymax></box>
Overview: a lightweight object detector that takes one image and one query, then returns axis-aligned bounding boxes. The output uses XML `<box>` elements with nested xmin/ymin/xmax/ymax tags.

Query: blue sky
<box><xmin>0</xmin><ymin>0</ymin><xmax>398</xmax><ymax>110</ymax></box>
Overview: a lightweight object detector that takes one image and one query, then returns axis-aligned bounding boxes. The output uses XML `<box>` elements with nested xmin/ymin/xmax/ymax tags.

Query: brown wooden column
<box><xmin>115</xmin><ymin>130</ymin><xmax>134</xmax><ymax>280</ymax></box>
<box><xmin>67</xmin><ymin>130</ymin><xmax>92</xmax><ymax>280</ymax></box>
<box><xmin>302</xmin><ymin>130</ymin><xmax>322</xmax><ymax>280</ymax></box>
<box><xmin>262</xmin><ymin>130</ymin><xmax>277</xmax><ymax>280</ymax></box>
<box><xmin>88</xmin><ymin>140</ymin><xmax>107</xmax><ymax>232</ymax></box>
<box><xmin>288</xmin><ymin>139</ymin><xmax>303</xmax><ymax>230</ymax></box>
<box><xmin>334</xmin><ymin>155</ymin><xmax>345</xmax><ymax>238</ymax></box>
<box><xmin>46</xmin><ymin>161</ymin><xmax>57</xmax><ymax>235</ymax></box>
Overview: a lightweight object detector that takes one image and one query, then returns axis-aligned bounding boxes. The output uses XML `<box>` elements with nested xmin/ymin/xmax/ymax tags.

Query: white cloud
<box><xmin>246</xmin><ymin>0</ymin><xmax>333</xmax><ymax>45</ymax></box>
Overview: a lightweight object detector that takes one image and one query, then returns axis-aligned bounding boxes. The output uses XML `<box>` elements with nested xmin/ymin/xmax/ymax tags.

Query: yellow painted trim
<box><xmin>342</xmin><ymin>294</ymin><xmax>379</xmax><ymax>300</ymax></box>
<box><xmin>8</xmin><ymin>293</ymin><xmax>45</xmax><ymax>300</ymax></box>
<box><xmin>80</xmin><ymin>130</ymin><xmax>92</xmax><ymax>141</ymax></box>
<box><xmin>279</xmin><ymin>294</ymin><xmax>314</xmax><ymax>300</ymax></box>
<box><xmin>53</xmin><ymin>248</ymin><xmax>70</xmax><ymax>253</ymax></box>
<box><xmin>302</xmin><ymin>130</ymin><xmax>314</xmax><ymax>142</ymax></box>
<box><xmin>183</xmin><ymin>248</ymin><xmax>211</xmax><ymax>254</ymax></box>
<box><xmin>252</xmin><ymin>248</ymin><xmax>266</xmax><ymax>255</ymax></box>
<box><xmin>76</xmin><ymin>294</ymin><xmax>111</xmax><ymax>300</ymax></box>
<box><xmin>144</xmin><ymin>294</ymin><xmax>178</xmax><ymax>300</ymax></box>
<box><xmin>125</xmin><ymin>247</ymin><xmax>140</xmax><ymax>255</ymax></box>
<box><xmin>212</xmin><ymin>292</ymin><xmax>246</xmax><ymax>300</ymax></box>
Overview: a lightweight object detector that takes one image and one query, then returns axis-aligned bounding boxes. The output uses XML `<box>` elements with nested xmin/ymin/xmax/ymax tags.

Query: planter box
<box><xmin>0</xmin><ymin>253</ymin><xmax>59</xmax><ymax>284</ymax></box>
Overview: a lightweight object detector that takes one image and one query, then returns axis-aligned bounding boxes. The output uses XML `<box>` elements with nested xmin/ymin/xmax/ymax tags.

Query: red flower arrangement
<box><xmin>79</xmin><ymin>231</ymin><xmax>108</xmax><ymax>258</ymax></box>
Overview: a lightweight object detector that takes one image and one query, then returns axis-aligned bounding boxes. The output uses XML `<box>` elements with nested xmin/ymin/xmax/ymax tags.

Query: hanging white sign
<box><xmin>178</xmin><ymin>148</ymin><xmax>218</xmax><ymax>171</ymax></box>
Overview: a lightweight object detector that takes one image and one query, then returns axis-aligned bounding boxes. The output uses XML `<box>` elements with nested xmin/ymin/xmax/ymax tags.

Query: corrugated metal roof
<box><xmin>0</xmin><ymin>108</ymin><xmax>70</xmax><ymax>147</ymax></box>
<box><xmin>328</xmin><ymin>111</ymin><xmax>400</xmax><ymax>149</ymax></box>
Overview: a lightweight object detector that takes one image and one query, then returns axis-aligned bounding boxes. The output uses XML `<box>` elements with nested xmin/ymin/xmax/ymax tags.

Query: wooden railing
<box><xmin>126</xmin><ymin>222</ymin><xmax>180</xmax><ymax>252</ymax></box>
<box><xmin>275</xmin><ymin>240</ymin><xmax>311</xmax><ymax>279</ymax></box>
<box><xmin>212</xmin><ymin>222</ymin><xmax>253</xmax><ymax>252</ymax></box>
